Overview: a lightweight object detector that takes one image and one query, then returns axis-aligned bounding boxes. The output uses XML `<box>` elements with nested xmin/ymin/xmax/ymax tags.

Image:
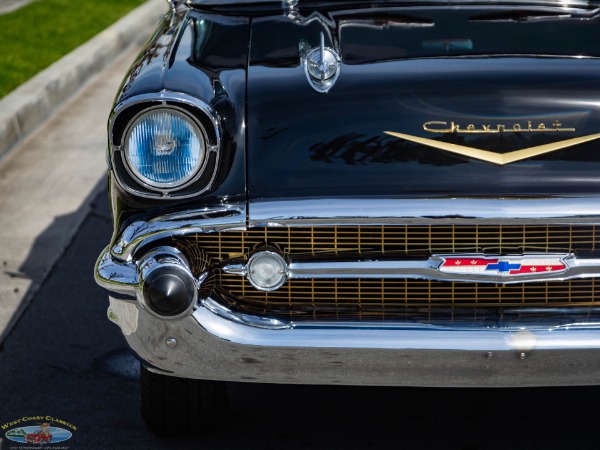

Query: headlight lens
<box><xmin>124</xmin><ymin>108</ymin><xmax>206</xmax><ymax>189</ymax></box>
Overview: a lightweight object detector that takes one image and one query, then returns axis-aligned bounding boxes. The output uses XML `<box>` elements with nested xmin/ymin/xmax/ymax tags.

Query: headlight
<box><xmin>123</xmin><ymin>107</ymin><xmax>207</xmax><ymax>189</ymax></box>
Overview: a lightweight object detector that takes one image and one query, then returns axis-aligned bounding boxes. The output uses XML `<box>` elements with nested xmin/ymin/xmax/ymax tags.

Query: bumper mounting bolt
<box><xmin>166</xmin><ymin>338</ymin><xmax>178</xmax><ymax>348</ymax></box>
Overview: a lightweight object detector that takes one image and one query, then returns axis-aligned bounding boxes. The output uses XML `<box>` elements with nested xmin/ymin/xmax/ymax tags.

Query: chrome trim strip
<box><xmin>188</xmin><ymin>0</ymin><xmax>600</xmax><ymax>13</ymax></box>
<box><xmin>286</xmin><ymin>259</ymin><xmax>443</xmax><ymax>278</ymax></box>
<box><xmin>249</xmin><ymin>197</ymin><xmax>600</xmax><ymax>226</ymax></box>
<box><xmin>194</xmin><ymin>298</ymin><xmax>600</xmax><ymax>351</ymax></box>
<box><xmin>110</xmin><ymin>203</ymin><xmax>246</xmax><ymax>261</ymax></box>
<box><xmin>223</xmin><ymin>254</ymin><xmax>600</xmax><ymax>284</ymax></box>
<box><xmin>202</xmin><ymin>298</ymin><xmax>290</xmax><ymax>330</ymax></box>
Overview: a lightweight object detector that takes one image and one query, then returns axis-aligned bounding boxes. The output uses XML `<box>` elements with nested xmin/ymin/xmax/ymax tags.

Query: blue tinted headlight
<box><xmin>124</xmin><ymin>108</ymin><xmax>206</xmax><ymax>189</ymax></box>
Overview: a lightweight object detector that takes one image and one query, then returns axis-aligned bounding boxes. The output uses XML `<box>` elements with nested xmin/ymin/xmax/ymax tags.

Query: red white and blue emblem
<box><xmin>437</xmin><ymin>255</ymin><xmax>568</xmax><ymax>277</ymax></box>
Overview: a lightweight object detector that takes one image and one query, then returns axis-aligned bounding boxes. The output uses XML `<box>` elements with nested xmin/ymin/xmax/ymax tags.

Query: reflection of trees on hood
<box><xmin>309</xmin><ymin>133</ymin><xmax>464</xmax><ymax>166</ymax></box>
<box><xmin>309</xmin><ymin>133</ymin><xmax>362</xmax><ymax>163</ymax></box>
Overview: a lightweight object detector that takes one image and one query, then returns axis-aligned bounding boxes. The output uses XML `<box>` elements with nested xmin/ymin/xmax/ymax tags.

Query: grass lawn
<box><xmin>0</xmin><ymin>0</ymin><xmax>148</xmax><ymax>98</ymax></box>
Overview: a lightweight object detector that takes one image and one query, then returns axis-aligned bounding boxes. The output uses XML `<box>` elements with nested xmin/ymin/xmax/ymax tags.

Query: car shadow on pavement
<box><xmin>0</xmin><ymin>179</ymin><xmax>109</xmax><ymax>346</ymax></box>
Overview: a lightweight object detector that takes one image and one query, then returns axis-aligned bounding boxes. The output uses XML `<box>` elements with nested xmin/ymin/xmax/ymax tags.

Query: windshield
<box><xmin>339</xmin><ymin>8</ymin><xmax>600</xmax><ymax>63</ymax></box>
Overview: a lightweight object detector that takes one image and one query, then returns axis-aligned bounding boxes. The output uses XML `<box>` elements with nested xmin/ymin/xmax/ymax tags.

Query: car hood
<box><xmin>245</xmin><ymin>8</ymin><xmax>600</xmax><ymax>203</ymax></box>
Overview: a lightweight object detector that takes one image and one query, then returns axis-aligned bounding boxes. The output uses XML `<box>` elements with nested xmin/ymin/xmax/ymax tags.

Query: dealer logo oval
<box><xmin>5</xmin><ymin>424</ymin><xmax>72</xmax><ymax>444</ymax></box>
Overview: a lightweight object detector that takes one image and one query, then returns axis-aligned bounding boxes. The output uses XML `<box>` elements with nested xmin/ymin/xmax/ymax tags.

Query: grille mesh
<box><xmin>174</xmin><ymin>225</ymin><xmax>600</xmax><ymax>319</ymax></box>
<box><xmin>214</xmin><ymin>273</ymin><xmax>600</xmax><ymax>319</ymax></box>
<box><xmin>179</xmin><ymin>225</ymin><xmax>600</xmax><ymax>264</ymax></box>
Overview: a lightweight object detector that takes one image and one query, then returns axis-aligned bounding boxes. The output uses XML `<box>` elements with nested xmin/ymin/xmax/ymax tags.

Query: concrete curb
<box><xmin>0</xmin><ymin>0</ymin><xmax>37</xmax><ymax>15</ymax></box>
<box><xmin>0</xmin><ymin>0</ymin><xmax>166</xmax><ymax>161</ymax></box>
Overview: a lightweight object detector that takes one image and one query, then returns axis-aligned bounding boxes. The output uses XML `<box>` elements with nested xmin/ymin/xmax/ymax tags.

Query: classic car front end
<box><xmin>95</xmin><ymin>0</ymin><xmax>600</xmax><ymax>434</ymax></box>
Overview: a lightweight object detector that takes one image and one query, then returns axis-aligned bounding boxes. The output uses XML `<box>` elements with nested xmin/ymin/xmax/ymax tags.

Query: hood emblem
<box><xmin>302</xmin><ymin>32</ymin><xmax>341</xmax><ymax>94</ymax></box>
<box><xmin>423</xmin><ymin>120</ymin><xmax>575</xmax><ymax>134</ymax></box>
<box><xmin>437</xmin><ymin>255</ymin><xmax>568</xmax><ymax>277</ymax></box>
<box><xmin>384</xmin><ymin>130</ymin><xmax>600</xmax><ymax>165</ymax></box>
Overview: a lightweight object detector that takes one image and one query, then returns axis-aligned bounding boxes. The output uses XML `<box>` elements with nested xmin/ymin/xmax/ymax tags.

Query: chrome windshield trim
<box><xmin>249</xmin><ymin>197</ymin><xmax>600</xmax><ymax>226</ymax></box>
<box><xmin>111</xmin><ymin>203</ymin><xmax>246</xmax><ymax>261</ymax></box>
<box><xmin>187</xmin><ymin>0</ymin><xmax>600</xmax><ymax>12</ymax></box>
<box><xmin>223</xmin><ymin>254</ymin><xmax>600</xmax><ymax>284</ymax></box>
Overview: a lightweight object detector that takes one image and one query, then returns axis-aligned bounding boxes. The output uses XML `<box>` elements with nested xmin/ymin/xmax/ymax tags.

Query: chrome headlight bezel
<box><xmin>109</xmin><ymin>93</ymin><xmax>221</xmax><ymax>199</ymax></box>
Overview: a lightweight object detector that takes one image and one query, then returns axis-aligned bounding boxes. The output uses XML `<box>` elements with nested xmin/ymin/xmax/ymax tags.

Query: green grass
<box><xmin>0</xmin><ymin>0</ymin><xmax>148</xmax><ymax>98</ymax></box>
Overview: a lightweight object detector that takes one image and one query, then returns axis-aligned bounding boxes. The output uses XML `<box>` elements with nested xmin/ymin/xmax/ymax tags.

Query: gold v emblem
<box><xmin>384</xmin><ymin>131</ymin><xmax>600</xmax><ymax>165</ymax></box>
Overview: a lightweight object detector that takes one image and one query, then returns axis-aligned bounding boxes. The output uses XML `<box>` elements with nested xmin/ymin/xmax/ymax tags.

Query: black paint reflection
<box><xmin>120</xmin><ymin>18</ymin><xmax>182</xmax><ymax>97</ymax></box>
<box><xmin>309</xmin><ymin>134</ymin><xmax>487</xmax><ymax>166</ymax></box>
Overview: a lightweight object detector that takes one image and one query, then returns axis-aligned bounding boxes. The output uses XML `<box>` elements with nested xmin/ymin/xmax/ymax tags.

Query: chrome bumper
<box><xmin>96</xmin><ymin>250</ymin><xmax>600</xmax><ymax>387</ymax></box>
<box><xmin>105</xmin><ymin>292</ymin><xmax>600</xmax><ymax>387</ymax></box>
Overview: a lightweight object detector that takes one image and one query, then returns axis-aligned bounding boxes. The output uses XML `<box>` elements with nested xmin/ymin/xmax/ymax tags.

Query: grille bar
<box><xmin>223</xmin><ymin>254</ymin><xmax>600</xmax><ymax>284</ymax></box>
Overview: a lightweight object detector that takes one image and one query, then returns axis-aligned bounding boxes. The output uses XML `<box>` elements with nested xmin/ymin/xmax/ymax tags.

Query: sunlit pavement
<box><xmin>0</xmin><ymin>45</ymin><xmax>141</xmax><ymax>345</ymax></box>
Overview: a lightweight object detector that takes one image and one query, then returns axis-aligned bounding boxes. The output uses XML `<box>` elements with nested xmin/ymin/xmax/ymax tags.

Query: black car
<box><xmin>95</xmin><ymin>0</ymin><xmax>600</xmax><ymax>435</ymax></box>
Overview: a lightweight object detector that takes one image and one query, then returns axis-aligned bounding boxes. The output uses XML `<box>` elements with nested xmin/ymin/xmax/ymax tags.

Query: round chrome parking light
<box><xmin>247</xmin><ymin>251</ymin><xmax>289</xmax><ymax>292</ymax></box>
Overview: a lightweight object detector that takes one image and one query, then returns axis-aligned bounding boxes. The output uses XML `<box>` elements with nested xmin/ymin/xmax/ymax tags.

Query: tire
<box><xmin>140</xmin><ymin>364</ymin><xmax>228</xmax><ymax>436</ymax></box>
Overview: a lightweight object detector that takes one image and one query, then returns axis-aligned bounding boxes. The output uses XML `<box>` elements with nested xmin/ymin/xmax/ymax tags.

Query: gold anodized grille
<box><xmin>174</xmin><ymin>225</ymin><xmax>600</xmax><ymax>319</ymax></box>
<box><xmin>214</xmin><ymin>274</ymin><xmax>600</xmax><ymax>320</ymax></box>
<box><xmin>178</xmin><ymin>225</ymin><xmax>600</xmax><ymax>265</ymax></box>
